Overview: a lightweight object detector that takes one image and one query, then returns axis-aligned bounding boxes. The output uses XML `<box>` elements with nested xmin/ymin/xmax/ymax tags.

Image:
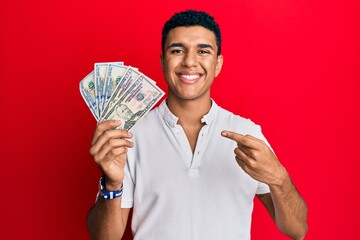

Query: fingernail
<box><xmin>221</xmin><ymin>131</ymin><xmax>227</xmax><ymax>136</ymax></box>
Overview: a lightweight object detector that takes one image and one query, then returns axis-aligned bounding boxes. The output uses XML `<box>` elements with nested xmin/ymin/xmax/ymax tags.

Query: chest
<box><xmin>131</xmin><ymin>123</ymin><xmax>259</xmax><ymax>198</ymax></box>
<box><xmin>181</xmin><ymin>123</ymin><xmax>204</xmax><ymax>153</ymax></box>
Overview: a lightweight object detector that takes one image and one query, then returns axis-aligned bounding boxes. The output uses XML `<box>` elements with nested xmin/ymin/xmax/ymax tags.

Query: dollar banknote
<box><xmin>94</xmin><ymin>62</ymin><xmax>123</xmax><ymax>116</ymax></box>
<box><xmin>101</xmin><ymin>74</ymin><xmax>164</xmax><ymax>130</ymax></box>
<box><xmin>79</xmin><ymin>71</ymin><xmax>98</xmax><ymax>120</ymax></box>
<box><xmin>101</xmin><ymin>67</ymin><xmax>141</xmax><ymax>119</ymax></box>
<box><xmin>80</xmin><ymin>61</ymin><xmax>164</xmax><ymax>130</ymax></box>
<box><xmin>102</xmin><ymin>64</ymin><xmax>129</xmax><ymax>114</ymax></box>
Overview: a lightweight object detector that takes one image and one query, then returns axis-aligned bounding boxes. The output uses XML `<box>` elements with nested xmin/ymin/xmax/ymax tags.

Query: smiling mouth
<box><xmin>177</xmin><ymin>73</ymin><xmax>203</xmax><ymax>82</ymax></box>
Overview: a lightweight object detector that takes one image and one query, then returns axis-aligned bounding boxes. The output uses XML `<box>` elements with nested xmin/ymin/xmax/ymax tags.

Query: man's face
<box><xmin>161</xmin><ymin>26</ymin><xmax>223</xmax><ymax>101</ymax></box>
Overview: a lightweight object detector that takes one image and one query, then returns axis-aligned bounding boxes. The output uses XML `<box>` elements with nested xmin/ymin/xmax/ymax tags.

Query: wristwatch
<box><xmin>99</xmin><ymin>176</ymin><xmax>123</xmax><ymax>200</ymax></box>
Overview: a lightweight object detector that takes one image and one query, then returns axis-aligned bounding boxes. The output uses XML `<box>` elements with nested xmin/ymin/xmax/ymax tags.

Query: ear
<box><xmin>160</xmin><ymin>53</ymin><xmax>164</xmax><ymax>73</ymax></box>
<box><xmin>215</xmin><ymin>55</ymin><xmax>224</xmax><ymax>77</ymax></box>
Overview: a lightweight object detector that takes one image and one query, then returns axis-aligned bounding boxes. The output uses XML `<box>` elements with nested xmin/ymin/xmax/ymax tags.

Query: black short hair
<box><xmin>162</xmin><ymin>10</ymin><xmax>222</xmax><ymax>56</ymax></box>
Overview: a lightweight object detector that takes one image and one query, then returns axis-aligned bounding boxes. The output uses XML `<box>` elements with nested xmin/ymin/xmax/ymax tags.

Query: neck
<box><xmin>166</xmin><ymin>93</ymin><xmax>212</xmax><ymax>126</ymax></box>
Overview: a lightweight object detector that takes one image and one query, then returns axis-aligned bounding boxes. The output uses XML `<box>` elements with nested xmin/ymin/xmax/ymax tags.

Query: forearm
<box><xmin>87</xmin><ymin>197</ymin><xmax>127</xmax><ymax>240</ymax></box>
<box><xmin>270</xmin><ymin>170</ymin><xmax>308</xmax><ymax>240</ymax></box>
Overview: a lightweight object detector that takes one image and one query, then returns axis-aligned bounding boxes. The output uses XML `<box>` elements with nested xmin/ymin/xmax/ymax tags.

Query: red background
<box><xmin>0</xmin><ymin>0</ymin><xmax>359</xmax><ymax>239</ymax></box>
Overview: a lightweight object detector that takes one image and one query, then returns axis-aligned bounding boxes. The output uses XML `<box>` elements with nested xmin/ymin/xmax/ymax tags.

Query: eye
<box><xmin>170</xmin><ymin>49</ymin><xmax>184</xmax><ymax>54</ymax></box>
<box><xmin>198</xmin><ymin>49</ymin><xmax>210</xmax><ymax>55</ymax></box>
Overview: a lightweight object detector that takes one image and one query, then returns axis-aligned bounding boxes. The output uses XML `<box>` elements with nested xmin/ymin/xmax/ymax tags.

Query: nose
<box><xmin>181</xmin><ymin>51</ymin><xmax>198</xmax><ymax>68</ymax></box>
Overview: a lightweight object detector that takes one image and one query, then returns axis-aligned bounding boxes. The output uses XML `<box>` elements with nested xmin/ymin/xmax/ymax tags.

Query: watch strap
<box><xmin>99</xmin><ymin>176</ymin><xmax>123</xmax><ymax>200</ymax></box>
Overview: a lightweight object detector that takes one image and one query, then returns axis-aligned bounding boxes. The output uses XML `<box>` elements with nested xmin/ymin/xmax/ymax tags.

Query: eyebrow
<box><xmin>167</xmin><ymin>43</ymin><xmax>214</xmax><ymax>50</ymax></box>
<box><xmin>198</xmin><ymin>44</ymin><xmax>214</xmax><ymax>50</ymax></box>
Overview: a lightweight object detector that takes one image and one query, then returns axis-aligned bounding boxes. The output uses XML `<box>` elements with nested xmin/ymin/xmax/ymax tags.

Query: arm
<box><xmin>257</xmin><ymin>176</ymin><xmax>308</xmax><ymax>239</ymax></box>
<box><xmin>221</xmin><ymin>131</ymin><xmax>308</xmax><ymax>239</ymax></box>
<box><xmin>87</xmin><ymin>120</ymin><xmax>134</xmax><ymax>240</ymax></box>
<box><xmin>87</xmin><ymin>201</ymin><xmax>131</xmax><ymax>240</ymax></box>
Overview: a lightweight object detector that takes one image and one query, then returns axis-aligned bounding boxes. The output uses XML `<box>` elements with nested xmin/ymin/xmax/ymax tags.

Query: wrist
<box><xmin>105</xmin><ymin>180</ymin><xmax>123</xmax><ymax>191</ymax></box>
<box><xmin>269</xmin><ymin>167</ymin><xmax>294</xmax><ymax>195</ymax></box>
<box><xmin>99</xmin><ymin>176</ymin><xmax>123</xmax><ymax>200</ymax></box>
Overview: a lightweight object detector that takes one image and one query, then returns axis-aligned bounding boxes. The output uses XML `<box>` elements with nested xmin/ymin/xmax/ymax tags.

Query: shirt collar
<box><xmin>158</xmin><ymin>99</ymin><xmax>219</xmax><ymax>128</ymax></box>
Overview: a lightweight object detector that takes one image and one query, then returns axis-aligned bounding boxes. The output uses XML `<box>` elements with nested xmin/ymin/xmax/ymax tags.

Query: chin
<box><xmin>176</xmin><ymin>91</ymin><xmax>209</xmax><ymax>101</ymax></box>
<box><xmin>168</xmin><ymin>85</ymin><xmax>210</xmax><ymax>101</ymax></box>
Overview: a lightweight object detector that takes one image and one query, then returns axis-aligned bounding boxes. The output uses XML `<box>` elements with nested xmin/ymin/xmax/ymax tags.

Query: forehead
<box><xmin>165</xmin><ymin>26</ymin><xmax>217</xmax><ymax>47</ymax></box>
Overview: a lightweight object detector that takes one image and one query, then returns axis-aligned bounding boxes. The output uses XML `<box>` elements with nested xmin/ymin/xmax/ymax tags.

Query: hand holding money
<box><xmin>82</xmin><ymin>61</ymin><xmax>164</xmax><ymax>188</ymax></box>
<box><xmin>89</xmin><ymin>120</ymin><xmax>133</xmax><ymax>189</ymax></box>
<box><xmin>80</xmin><ymin>61</ymin><xmax>164</xmax><ymax>130</ymax></box>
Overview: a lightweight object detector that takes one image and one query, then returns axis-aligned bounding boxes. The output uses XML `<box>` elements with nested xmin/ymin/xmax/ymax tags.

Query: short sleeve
<box><xmin>121</xmin><ymin>156</ymin><xmax>135</xmax><ymax>208</ymax></box>
<box><xmin>256</xmin><ymin>181</ymin><xmax>270</xmax><ymax>194</ymax></box>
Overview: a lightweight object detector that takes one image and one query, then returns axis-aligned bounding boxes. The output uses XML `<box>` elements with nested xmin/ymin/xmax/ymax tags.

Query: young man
<box><xmin>87</xmin><ymin>10</ymin><xmax>308</xmax><ymax>240</ymax></box>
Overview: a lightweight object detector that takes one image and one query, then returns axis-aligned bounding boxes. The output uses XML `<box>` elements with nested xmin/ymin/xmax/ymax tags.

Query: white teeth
<box><xmin>179</xmin><ymin>74</ymin><xmax>200</xmax><ymax>80</ymax></box>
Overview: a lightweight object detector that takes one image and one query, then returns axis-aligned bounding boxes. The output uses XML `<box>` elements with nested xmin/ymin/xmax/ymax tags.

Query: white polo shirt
<box><xmin>122</xmin><ymin>99</ymin><xmax>270</xmax><ymax>240</ymax></box>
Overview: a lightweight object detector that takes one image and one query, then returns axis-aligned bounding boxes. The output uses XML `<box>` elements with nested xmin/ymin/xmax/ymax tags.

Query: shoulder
<box><xmin>217</xmin><ymin>106</ymin><xmax>261</xmax><ymax>131</ymax></box>
<box><xmin>215</xmin><ymin>105</ymin><xmax>269</xmax><ymax>143</ymax></box>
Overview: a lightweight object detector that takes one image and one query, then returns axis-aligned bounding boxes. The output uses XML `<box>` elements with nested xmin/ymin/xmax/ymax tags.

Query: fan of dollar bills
<box><xmin>80</xmin><ymin>62</ymin><xmax>165</xmax><ymax>130</ymax></box>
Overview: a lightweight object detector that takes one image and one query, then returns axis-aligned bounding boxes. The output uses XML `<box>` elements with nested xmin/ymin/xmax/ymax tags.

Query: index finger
<box><xmin>92</xmin><ymin>120</ymin><xmax>122</xmax><ymax>145</ymax></box>
<box><xmin>221</xmin><ymin>130</ymin><xmax>258</xmax><ymax>149</ymax></box>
